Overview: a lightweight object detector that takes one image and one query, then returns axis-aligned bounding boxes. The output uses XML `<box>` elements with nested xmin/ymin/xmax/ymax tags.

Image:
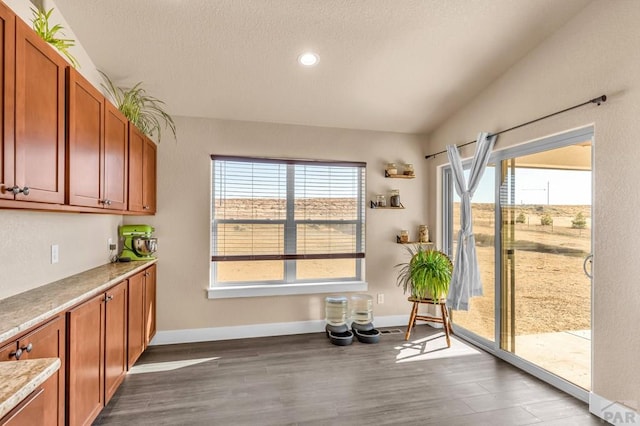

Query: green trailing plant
<box><xmin>396</xmin><ymin>245</ymin><xmax>452</xmax><ymax>300</ymax></box>
<box><xmin>31</xmin><ymin>7</ymin><xmax>79</xmax><ymax>68</ymax></box>
<box><xmin>99</xmin><ymin>71</ymin><xmax>176</xmax><ymax>142</ymax></box>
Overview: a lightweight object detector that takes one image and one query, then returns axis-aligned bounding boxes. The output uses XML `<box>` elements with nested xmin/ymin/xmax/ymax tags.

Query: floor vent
<box><xmin>380</xmin><ymin>329</ymin><xmax>403</xmax><ymax>334</ymax></box>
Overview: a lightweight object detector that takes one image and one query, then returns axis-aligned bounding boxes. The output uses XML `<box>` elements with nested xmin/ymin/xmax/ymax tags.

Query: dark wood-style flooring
<box><xmin>95</xmin><ymin>326</ymin><xmax>605</xmax><ymax>425</ymax></box>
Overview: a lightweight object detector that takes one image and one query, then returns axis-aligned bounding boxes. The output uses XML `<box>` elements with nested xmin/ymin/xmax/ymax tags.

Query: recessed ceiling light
<box><xmin>298</xmin><ymin>52</ymin><xmax>319</xmax><ymax>67</ymax></box>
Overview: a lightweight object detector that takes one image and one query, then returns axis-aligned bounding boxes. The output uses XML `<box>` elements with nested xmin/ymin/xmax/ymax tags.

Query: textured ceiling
<box><xmin>55</xmin><ymin>0</ymin><xmax>591</xmax><ymax>134</ymax></box>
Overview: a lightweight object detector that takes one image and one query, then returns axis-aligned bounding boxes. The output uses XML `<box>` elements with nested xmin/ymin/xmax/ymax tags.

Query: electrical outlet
<box><xmin>377</xmin><ymin>293</ymin><xmax>384</xmax><ymax>304</ymax></box>
<box><xmin>51</xmin><ymin>244</ymin><xmax>59</xmax><ymax>264</ymax></box>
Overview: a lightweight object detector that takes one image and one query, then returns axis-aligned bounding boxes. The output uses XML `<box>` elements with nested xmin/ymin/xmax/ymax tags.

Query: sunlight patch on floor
<box><xmin>394</xmin><ymin>334</ymin><xmax>480</xmax><ymax>363</ymax></box>
<box><xmin>128</xmin><ymin>357</ymin><xmax>219</xmax><ymax>375</ymax></box>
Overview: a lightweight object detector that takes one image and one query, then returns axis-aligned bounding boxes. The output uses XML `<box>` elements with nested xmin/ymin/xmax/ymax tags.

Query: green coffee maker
<box><xmin>119</xmin><ymin>224</ymin><xmax>157</xmax><ymax>261</ymax></box>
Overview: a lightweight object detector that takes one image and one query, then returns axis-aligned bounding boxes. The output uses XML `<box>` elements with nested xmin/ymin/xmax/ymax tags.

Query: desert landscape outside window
<box><xmin>211</xmin><ymin>156</ymin><xmax>365</xmax><ymax>286</ymax></box>
<box><xmin>443</xmin><ymin>127</ymin><xmax>593</xmax><ymax>392</ymax></box>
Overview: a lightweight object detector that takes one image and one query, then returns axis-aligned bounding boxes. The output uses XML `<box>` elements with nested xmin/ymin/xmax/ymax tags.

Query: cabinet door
<box><xmin>66</xmin><ymin>293</ymin><xmax>105</xmax><ymax>426</ymax></box>
<box><xmin>103</xmin><ymin>102</ymin><xmax>128</xmax><ymax>210</ymax></box>
<box><xmin>15</xmin><ymin>19</ymin><xmax>66</xmax><ymax>204</ymax></box>
<box><xmin>142</xmin><ymin>136</ymin><xmax>156</xmax><ymax>213</ymax></box>
<box><xmin>19</xmin><ymin>315</ymin><xmax>65</xmax><ymax>426</ymax></box>
<box><xmin>0</xmin><ymin>387</ymin><xmax>44</xmax><ymax>426</ymax></box>
<box><xmin>144</xmin><ymin>265</ymin><xmax>157</xmax><ymax>344</ymax></box>
<box><xmin>0</xmin><ymin>3</ymin><xmax>14</xmax><ymax>200</ymax></box>
<box><xmin>66</xmin><ymin>68</ymin><xmax>104</xmax><ymax>208</ymax></box>
<box><xmin>104</xmin><ymin>281</ymin><xmax>127</xmax><ymax>404</ymax></box>
<box><xmin>127</xmin><ymin>124</ymin><xmax>144</xmax><ymax>212</ymax></box>
<box><xmin>127</xmin><ymin>271</ymin><xmax>145</xmax><ymax>369</ymax></box>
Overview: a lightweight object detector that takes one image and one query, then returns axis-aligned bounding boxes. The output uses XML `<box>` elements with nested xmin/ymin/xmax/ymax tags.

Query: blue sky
<box><xmin>461</xmin><ymin>167</ymin><xmax>592</xmax><ymax>205</ymax></box>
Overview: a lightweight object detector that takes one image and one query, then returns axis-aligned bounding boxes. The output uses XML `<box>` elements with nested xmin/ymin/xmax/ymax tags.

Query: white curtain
<box><xmin>446</xmin><ymin>132</ymin><xmax>497</xmax><ymax>311</ymax></box>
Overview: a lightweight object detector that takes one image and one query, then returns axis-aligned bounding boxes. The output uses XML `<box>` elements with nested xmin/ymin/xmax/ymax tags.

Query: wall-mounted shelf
<box><xmin>370</xmin><ymin>201</ymin><xmax>405</xmax><ymax>209</ymax></box>
<box><xmin>385</xmin><ymin>171</ymin><xmax>415</xmax><ymax>179</ymax></box>
<box><xmin>396</xmin><ymin>235</ymin><xmax>434</xmax><ymax>245</ymax></box>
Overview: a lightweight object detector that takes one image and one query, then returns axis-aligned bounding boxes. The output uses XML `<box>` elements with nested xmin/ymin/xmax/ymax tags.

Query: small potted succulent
<box><xmin>395</xmin><ymin>245</ymin><xmax>452</xmax><ymax>300</ymax></box>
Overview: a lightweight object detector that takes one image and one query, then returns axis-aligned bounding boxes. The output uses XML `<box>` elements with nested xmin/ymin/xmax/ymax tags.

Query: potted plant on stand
<box><xmin>396</xmin><ymin>244</ymin><xmax>453</xmax><ymax>344</ymax></box>
<box><xmin>396</xmin><ymin>245</ymin><xmax>452</xmax><ymax>300</ymax></box>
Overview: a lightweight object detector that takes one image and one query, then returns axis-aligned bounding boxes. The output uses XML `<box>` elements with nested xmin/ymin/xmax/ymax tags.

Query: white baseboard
<box><xmin>150</xmin><ymin>314</ymin><xmax>410</xmax><ymax>346</ymax></box>
<box><xmin>590</xmin><ymin>392</ymin><xmax>640</xmax><ymax>424</ymax></box>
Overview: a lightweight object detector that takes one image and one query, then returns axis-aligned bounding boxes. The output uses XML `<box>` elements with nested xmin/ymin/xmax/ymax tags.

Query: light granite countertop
<box><xmin>0</xmin><ymin>357</ymin><xmax>60</xmax><ymax>419</ymax></box>
<box><xmin>0</xmin><ymin>259</ymin><xmax>157</xmax><ymax>345</ymax></box>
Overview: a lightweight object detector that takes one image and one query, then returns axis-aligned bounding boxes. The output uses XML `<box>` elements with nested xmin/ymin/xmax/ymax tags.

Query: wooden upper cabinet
<box><xmin>14</xmin><ymin>18</ymin><xmax>66</xmax><ymax>204</ymax></box>
<box><xmin>128</xmin><ymin>124</ymin><xmax>144</xmax><ymax>212</ymax></box>
<box><xmin>128</xmin><ymin>125</ymin><xmax>156</xmax><ymax>214</ymax></box>
<box><xmin>103</xmin><ymin>102</ymin><xmax>128</xmax><ymax>210</ymax></box>
<box><xmin>142</xmin><ymin>135</ymin><xmax>157</xmax><ymax>213</ymax></box>
<box><xmin>67</xmin><ymin>68</ymin><xmax>128</xmax><ymax>210</ymax></box>
<box><xmin>0</xmin><ymin>2</ymin><xmax>14</xmax><ymax>201</ymax></box>
<box><xmin>66</xmin><ymin>67</ymin><xmax>103</xmax><ymax>208</ymax></box>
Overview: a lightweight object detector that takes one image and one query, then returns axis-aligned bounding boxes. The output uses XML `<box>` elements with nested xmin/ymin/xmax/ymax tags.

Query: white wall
<box><xmin>425</xmin><ymin>0</ymin><xmax>640</xmax><ymax>412</ymax></box>
<box><xmin>132</xmin><ymin>116</ymin><xmax>428</xmax><ymax>331</ymax></box>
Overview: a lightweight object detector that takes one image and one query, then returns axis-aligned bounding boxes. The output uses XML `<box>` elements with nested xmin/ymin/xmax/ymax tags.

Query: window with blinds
<box><xmin>211</xmin><ymin>156</ymin><xmax>365</xmax><ymax>285</ymax></box>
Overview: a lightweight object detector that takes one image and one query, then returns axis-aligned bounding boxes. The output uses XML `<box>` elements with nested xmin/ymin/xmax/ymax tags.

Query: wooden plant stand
<box><xmin>405</xmin><ymin>297</ymin><xmax>452</xmax><ymax>347</ymax></box>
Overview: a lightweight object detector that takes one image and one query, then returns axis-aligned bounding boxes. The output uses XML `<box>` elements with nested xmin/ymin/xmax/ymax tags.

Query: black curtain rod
<box><xmin>424</xmin><ymin>94</ymin><xmax>607</xmax><ymax>159</ymax></box>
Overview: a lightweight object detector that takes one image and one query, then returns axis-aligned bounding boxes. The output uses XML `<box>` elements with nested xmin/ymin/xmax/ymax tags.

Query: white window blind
<box><xmin>211</xmin><ymin>156</ymin><xmax>365</xmax><ymax>285</ymax></box>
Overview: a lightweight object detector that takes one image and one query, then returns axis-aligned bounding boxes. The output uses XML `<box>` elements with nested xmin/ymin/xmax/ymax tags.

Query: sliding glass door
<box><xmin>500</xmin><ymin>143</ymin><xmax>592</xmax><ymax>390</ymax></box>
<box><xmin>443</xmin><ymin>127</ymin><xmax>593</xmax><ymax>394</ymax></box>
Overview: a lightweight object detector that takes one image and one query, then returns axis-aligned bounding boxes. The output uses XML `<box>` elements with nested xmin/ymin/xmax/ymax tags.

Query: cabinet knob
<box><xmin>9</xmin><ymin>348</ymin><xmax>23</xmax><ymax>360</ymax></box>
<box><xmin>100</xmin><ymin>199</ymin><xmax>112</xmax><ymax>206</ymax></box>
<box><xmin>106</xmin><ymin>200</ymin><xmax>112</xmax><ymax>206</ymax></box>
<box><xmin>105</xmin><ymin>294</ymin><xmax>113</xmax><ymax>302</ymax></box>
<box><xmin>7</xmin><ymin>186</ymin><xmax>30</xmax><ymax>196</ymax></box>
<box><xmin>20</xmin><ymin>343</ymin><xmax>33</xmax><ymax>353</ymax></box>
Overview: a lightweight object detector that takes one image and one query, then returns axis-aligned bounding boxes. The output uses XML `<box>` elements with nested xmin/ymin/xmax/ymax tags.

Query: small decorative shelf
<box><xmin>385</xmin><ymin>170</ymin><xmax>415</xmax><ymax>179</ymax></box>
<box><xmin>396</xmin><ymin>236</ymin><xmax>434</xmax><ymax>245</ymax></box>
<box><xmin>370</xmin><ymin>201</ymin><xmax>405</xmax><ymax>209</ymax></box>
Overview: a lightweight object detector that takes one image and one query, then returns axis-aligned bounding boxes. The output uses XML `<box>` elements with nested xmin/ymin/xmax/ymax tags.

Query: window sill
<box><xmin>207</xmin><ymin>281</ymin><xmax>368</xmax><ymax>299</ymax></box>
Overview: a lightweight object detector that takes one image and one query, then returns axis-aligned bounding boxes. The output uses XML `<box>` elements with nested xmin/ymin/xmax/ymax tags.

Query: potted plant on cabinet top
<box><xmin>31</xmin><ymin>7</ymin><xmax>80</xmax><ymax>68</ymax></box>
<box><xmin>395</xmin><ymin>245</ymin><xmax>452</xmax><ymax>300</ymax></box>
<box><xmin>99</xmin><ymin>71</ymin><xmax>176</xmax><ymax>143</ymax></box>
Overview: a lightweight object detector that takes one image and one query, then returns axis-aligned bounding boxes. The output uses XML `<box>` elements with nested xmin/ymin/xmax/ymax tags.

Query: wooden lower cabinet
<box><xmin>127</xmin><ymin>264</ymin><xmax>157</xmax><ymax>369</ymax></box>
<box><xmin>144</xmin><ymin>264</ymin><xmax>157</xmax><ymax>344</ymax></box>
<box><xmin>0</xmin><ymin>387</ymin><xmax>45</xmax><ymax>426</ymax></box>
<box><xmin>0</xmin><ymin>264</ymin><xmax>156</xmax><ymax>426</ymax></box>
<box><xmin>0</xmin><ymin>315</ymin><xmax>65</xmax><ymax>426</ymax></box>
<box><xmin>66</xmin><ymin>280</ymin><xmax>127</xmax><ymax>426</ymax></box>
<box><xmin>104</xmin><ymin>281</ymin><xmax>127</xmax><ymax>404</ymax></box>
<box><xmin>127</xmin><ymin>271</ymin><xmax>145</xmax><ymax>368</ymax></box>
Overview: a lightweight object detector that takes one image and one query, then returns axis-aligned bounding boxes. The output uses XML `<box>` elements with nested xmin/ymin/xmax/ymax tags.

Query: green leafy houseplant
<box><xmin>100</xmin><ymin>71</ymin><xmax>176</xmax><ymax>142</ymax></box>
<box><xmin>396</xmin><ymin>245</ymin><xmax>452</xmax><ymax>300</ymax></box>
<box><xmin>31</xmin><ymin>7</ymin><xmax>79</xmax><ymax>68</ymax></box>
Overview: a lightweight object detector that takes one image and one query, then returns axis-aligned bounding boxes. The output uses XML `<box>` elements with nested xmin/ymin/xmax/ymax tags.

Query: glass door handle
<box><xmin>583</xmin><ymin>254</ymin><xmax>593</xmax><ymax>279</ymax></box>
